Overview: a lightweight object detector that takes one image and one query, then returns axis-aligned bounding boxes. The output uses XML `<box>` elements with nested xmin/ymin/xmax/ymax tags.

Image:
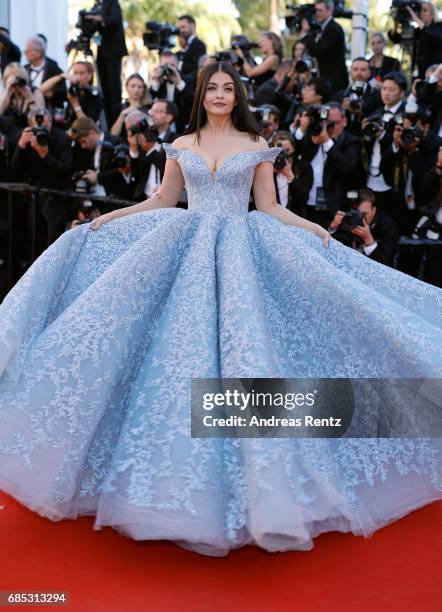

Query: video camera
<box><xmin>66</xmin><ymin>2</ymin><xmax>102</xmax><ymax>55</ymax></box>
<box><xmin>143</xmin><ymin>21</ymin><xmax>179</xmax><ymax>51</ymax></box>
<box><xmin>390</xmin><ymin>0</ymin><xmax>422</xmax><ymax>26</ymax></box>
<box><xmin>285</xmin><ymin>1</ymin><xmax>352</xmax><ymax>32</ymax></box>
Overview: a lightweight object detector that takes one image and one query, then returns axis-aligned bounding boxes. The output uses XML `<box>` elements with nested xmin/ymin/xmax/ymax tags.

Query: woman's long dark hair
<box><xmin>183</xmin><ymin>62</ymin><xmax>260</xmax><ymax>144</ymax></box>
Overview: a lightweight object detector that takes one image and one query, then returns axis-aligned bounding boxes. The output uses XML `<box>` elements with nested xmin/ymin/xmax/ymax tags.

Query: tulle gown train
<box><xmin>0</xmin><ymin>143</ymin><xmax>441</xmax><ymax>556</ymax></box>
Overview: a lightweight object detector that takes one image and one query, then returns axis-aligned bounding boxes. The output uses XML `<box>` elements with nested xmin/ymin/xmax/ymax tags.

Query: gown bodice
<box><xmin>162</xmin><ymin>143</ymin><xmax>282</xmax><ymax>217</ymax></box>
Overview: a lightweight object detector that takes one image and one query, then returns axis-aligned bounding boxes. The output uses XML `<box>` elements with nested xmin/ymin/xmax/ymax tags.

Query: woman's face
<box><xmin>259</xmin><ymin>35</ymin><xmax>272</xmax><ymax>55</ymax></box>
<box><xmin>203</xmin><ymin>70</ymin><xmax>236</xmax><ymax>117</ymax></box>
<box><xmin>293</xmin><ymin>42</ymin><xmax>306</xmax><ymax>61</ymax></box>
<box><xmin>72</xmin><ymin>64</ymin><xmax>92</xmax><ymax>87</ymax></box>
<box><xmin>127</xmin><ymin>78</ymin><xmax>145</xmax><ymax>101</ymax></box>
<box><xmin>371</xmin><ymin>35</ymin><xmax>385</xmax><ymax>55</ymax></box>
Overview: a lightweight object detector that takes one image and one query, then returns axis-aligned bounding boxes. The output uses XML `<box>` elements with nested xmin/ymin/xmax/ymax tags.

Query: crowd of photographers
<box><xmin>0</xmin><ymin>0</ymin><xmax>441</xmax><ymax>291</ymax></box>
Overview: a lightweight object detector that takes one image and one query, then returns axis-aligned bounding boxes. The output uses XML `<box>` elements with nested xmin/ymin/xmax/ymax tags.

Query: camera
<box><xmin>273</xmin><ymin>142</ymin><xmax>290</xmax><ymax>171</ymax></box>
<box><xmin>111</xmin><ymin>143</ymin><xmax>131</xmax><ymax>168</ymax></box>
<box><xmin>251</xmin><ymin>106</ymin><xmax>276</xmax><ymax>128</ymax></box>
<box><xmin>13</xmin><ymin>76</ymin><xmax>27</xmax><ymax>88</ymax></box>
<box><xmin>68</xmin><ymin>83</ymin><xmax>96</xmax><ymax>98</ymax></box>
<box><xmin>128</xmin><ymin>116</ymin><xmax>159</xmax><ymax>142</ymax></box>
<box><xmin>285</xmin><ymin>3</ymin><xmax>321</xmax><ymax>33</ymax></box>
<box><xmin>361</xmin><ymin>117</ymin><xmax>386</xmax><ymax>141</ymax></box>
<box><xmin>66</xmin><ymin>2</ymin><xmax>102</xmax><ymax>55</ymax></box>
<box><xmin>213</xmin><ymin>50</ymin><xmax>244</xmax><ymax>68</ymax></box>
<box><xmin>72</xmin><ymin>170</ymin><xmax>92</xmax><ymax>194</ymax></box>
<box><xmin>348</xmin><ymin>80</ymin><xmax>365</xmax><ymax>112</ymax></box>
<box><xmin>306</xmin><ymin>105</ymin><xmax>335</xmax><ymax>136</ymax></box>
<box><xmin>390</xmin><ymin>0</ymin><xmax>421</xmax><ymax>25</ymax></box>
<box><xmin>285</xmin><ymin>1</ymin><xmax>352</xmax><ymax>32</ymax></box>
<box><xmin>295</xmin><ymin>54</ymin><xmax>314</xmax><ymax>74</ymax></box>
<box><xmin>143</xmin><ymin>21</ymin><xmax>179</xmax><ymax>51</ymax></box>
<box><xmin>401</xmin><ymin>125</ymin><xmax>423</xmax><ymax>145</ymax></box>
<box><xmin>31</xmin><ymin>111</ymin><xmax>49</xmax><ymax>147</ymax></box>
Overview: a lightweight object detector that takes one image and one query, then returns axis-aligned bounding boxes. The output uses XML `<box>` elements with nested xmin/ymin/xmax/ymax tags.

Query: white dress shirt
<box><xmin>367</xmin><ymin>100</ymin><xmax>402</xmax><ymax>192</ymax></box>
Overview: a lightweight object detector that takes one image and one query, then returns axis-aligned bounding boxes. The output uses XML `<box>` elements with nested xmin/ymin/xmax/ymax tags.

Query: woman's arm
<box><xmin>91</xmin><ymin>156</ymin><xmax>184</xmax><ymax>229</ymax></box>
<box><xmin>242</xmin><ymin>54</ymin><xmax>279</xmax><ymax>78</ymax></box>
<box><xmin>38</xmin><ymin>73</ymin><xmax>65</xmax><ymax>95</ymax></box>
<box><xmin>252</xmin><ymin>156</ymin><xmax>331</xmax><ymax>247</ymax></box>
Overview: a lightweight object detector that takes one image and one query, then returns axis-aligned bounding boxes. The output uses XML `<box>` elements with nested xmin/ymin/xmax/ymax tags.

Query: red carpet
<box><xmin>0</xmin><ymin>491</ymin><xmax>440</xmax><ymax>612</ymax></box>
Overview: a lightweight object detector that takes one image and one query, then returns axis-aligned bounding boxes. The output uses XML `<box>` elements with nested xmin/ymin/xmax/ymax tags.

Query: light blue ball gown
<box><xmin>0</xmin><ymin>143</ymin><xmax>441</xmax><ymax>557</ymax></box>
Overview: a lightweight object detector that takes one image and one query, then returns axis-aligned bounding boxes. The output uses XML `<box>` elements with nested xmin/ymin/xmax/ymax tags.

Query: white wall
<box><xmin>10</xmin><ymin>0</ymin><xmax>69</xmax><ymax>69</ymax></box>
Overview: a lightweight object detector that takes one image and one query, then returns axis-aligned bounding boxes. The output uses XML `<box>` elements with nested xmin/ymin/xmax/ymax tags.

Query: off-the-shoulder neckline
<box><xmin>162</xmin><ymin>143</ymin><xmax>282</xmax><ymax>179</ymax></box>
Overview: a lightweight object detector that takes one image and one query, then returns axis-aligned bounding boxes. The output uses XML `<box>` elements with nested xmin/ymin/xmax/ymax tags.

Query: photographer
<box><xmin>0</xmin><ymin>27</ymin><xmax>21</xmax><ymax>77</ymax></box>
<box><xmin>379</xmin><ymin>106</ymin><xmax>441</xmax><ymax>229</ymax></box>
<box><xmin>149</xmin><ymin>51</ymin><xmax>193</xmax><ymax>134</ymax></box>
<box><xmin>0</xmin><ymin>63</ymin><xmax>45</xmax><ymax>130</ymax></box>
<box><xmin>270</xmin><ymin>131</ymin><xmax>312</xmax><ymax>217</ymax></box>
<box><xmin>328</xmin><ymin>188</ymin><xmax>399</xmax><ymax>266</ymax></box>
<box><xmin>11</xmin><ymin>108</ymin><xmax>73</xmax><ymax>245</ymax></box>
<box><xmin>24</xmin><ymin>36</ymin><xmax>66</xmax><ymax>109</ymax></box>
<box><xmin>333</xmin><ymin>57</ymin><xmax>383</xmax><ymax>136</ymax></box>
<box><xmin>255</xmin><ymin>104</ymin><xmax>281</xmax><ymax>143</ymax></box>
<box><xmin>414</xmin><ymin>63</ymin><xmax>442</xmax><ymax>135</ymax></box>
<box><xmin>111</xmin><ymin>74</ymin><xmax>152</xmax><ymax>137</ymax></box>
<box><xmin>232</xmin><ymin>32</ymin><xmax>282</xmax><ymax>89</ymax></box>
<box><xmin>363</xmin><ymin>71</ymin><xmax>407</xmax><ymax>219</ymax></box>
<box><xmin>176</xmin><ymin>15</ymin><xmax>207</xmax><ymax>89</ymax></box>
<box><xmin>147</xmin><ymin>99</ymin><xmax>178</xmax><ymax>143</ymax></box>
<box><xmin>126</xmin><ymin>111</ymin><xmax>165</xmax><ymax>203</ymax></box>
<box><xmin>39</xmin><ymin>61</ymin><xmax>103</xmax><ymax>128</ymax></box>
<box><xmin>388</xmin><ymin>1</ymin><xmax>442</xmax><ymax>78</ymax></box>
<box><xmin>71</xmin><ymin>116</ymin><xmax>126</xmax><ymax>209</ymax></box>
<box><xmin>84</xmin><ymin>0</ymin><xmax>128</xmax><ymax>126</ymax></box>
<box><xmin>296</xmin><ymin>101</ymin><xmax>361</xmax><ymax>228</ymax></box>
<box><xmin>300</xmin><ymin>0</ymin><xmax>348</xmax><ymax>94</ymax></box>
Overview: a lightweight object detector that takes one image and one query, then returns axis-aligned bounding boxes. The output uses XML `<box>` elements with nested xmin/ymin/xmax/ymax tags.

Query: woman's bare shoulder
<box><xmin>169</xmin><ymin>135</ymin><xmax>195</xmax><ymax>150</ymax></box>
<box><xmin>246</xmin><ymin>135</ymin><xmax>270</xmax><ymax>151</ymax></box>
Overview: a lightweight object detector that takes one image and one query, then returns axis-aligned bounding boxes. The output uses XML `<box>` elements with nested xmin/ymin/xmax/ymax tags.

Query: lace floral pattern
<box><xmin>0</xmin><ymin>143</ymin><xmax>441</xmax><ymax>556</ymax></box>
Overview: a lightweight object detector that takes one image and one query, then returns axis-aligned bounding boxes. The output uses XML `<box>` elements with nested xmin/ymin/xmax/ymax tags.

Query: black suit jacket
<box><xmin>179</xmin><ymin>37</ymin><xmax>207</xmax><ymax>87</ymax></box>
<box><xmin>131</xmin><ymin>148</ymin><xmax>165</xmax><ymax>202</ymax></box>
<box><xmin>389</xmin><ymin>22</ymin><xmax>442</xmax><ymax>78</ymax></box>
<box><xmin>0</xmin><ymin>33</ymin><xmax>21</xmax><ymax>73</ymax></box>
<box><xmin>97</xmin><ymin>0</ymin><xmax>128</xmax><ymax>59</ymax></box>
<box><xmin>302</xmin><ymin>20</ymin><xmax>348</xmax><ymax>93</ymax></box>
<box><xmin>368</xmin><ymin>54</ymin><xmax>401</xmax><ymax>81</ymax></box>
<box><xmin>297</xmin><ymin>130</ymin><xmax>361</xmax><ymax>213</ymax></box>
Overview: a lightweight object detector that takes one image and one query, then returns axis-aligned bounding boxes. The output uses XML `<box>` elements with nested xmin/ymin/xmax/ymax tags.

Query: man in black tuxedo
<box><xmin>85</xmin><ymin>0</ymin><xmax>128</xmax><ymax>127</ymax></box>
<box><xmin>176</xmin><ymin>15</ymin><xmax>207</xmax><ymax>90</ymax></box>
<box><xmin>71</xmin><ymin>116</ymin><xmax>127</xmax><ymax>212</ymax></box>
<box><xmin>300</xmin><ymin>0</ymin><xmax>348</xmax><ymax>94</ymax></box>
<box><xmin>126</xmin><ymin>115</ymin><xmax>165</xmax><ymax>203</ymax></box>
<box><xmin>328</xmin><ymin>188</ymin><xmax>399</xmax><ymax>267</ymax></box>
<box><xmin>333</xmin><ymin>57</ymin><xmax>383</xmax><ymax>136</ymax></box>
<box><xmin>24</xmin><ymin>36</ymin><xmax>66</xmax><ymax>109</ymax></box>
<box><xmin>148</xmin><ymin>99</ymin><xmax>178</xmax><ymax>143</ymax></box>
<box><xmin>296</xmin><ymin>102</ymin><xmax>361</xmax><ymax>228</ymax></box>
<box><xmin>0</xmin><ymin>28</ymin><xmax>21</xmax><ymax>76</ymax></box>
<box><xmin>149</xmin><ymin>51</ymin><xmax>194</xmax><ymax>134</ymax></box>
<box><xmin>363</xmin><ymin>71</ymin><xmax>407</xmax><ymax>221</ymax></box>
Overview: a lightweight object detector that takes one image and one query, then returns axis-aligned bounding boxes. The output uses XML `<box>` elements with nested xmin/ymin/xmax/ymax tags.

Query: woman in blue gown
<box><xmin>0</xmin><ymin>62</ymin><xmax>441</xmax><ymax>557</ymax></box>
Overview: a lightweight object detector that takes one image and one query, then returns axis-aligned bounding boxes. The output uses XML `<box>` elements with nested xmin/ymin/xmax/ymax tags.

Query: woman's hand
<box><xmin>312</xmin><ymin>224</ymin><xmax>331</xmax><ymax>248</ymax></box>
<box><xmin>90</xmin><ymin>212</ymin><xmax>116</xmax><ymax>231</ymax></box>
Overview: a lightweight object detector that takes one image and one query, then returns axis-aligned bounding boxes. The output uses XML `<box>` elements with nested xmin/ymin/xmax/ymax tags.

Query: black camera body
<box><xmin>68</xmin><ymin>83</ymin><xmax>96</xmax><ymax>98</ymax></box>
<box><xmin>285</xmin><ymin>3</ymin><xmax>322</xmax><ymax>33</ymax></box>
<box><xmin>306</xmin><ymin>105</ymin><xmax>335</xmax><ymax>136</ymax></box>
<box><xmin>213</xmin><ymin>50</ymin><xmax>244</xmax><ymax>68</ymax></box>
<box><xmin>72</xmin><ymin>170</ymin><xmax>92</xmax><ymax>194</ymax></box>
<box><xmin>401</xmin><ymin>125</ymin><xmax>423</xmax><ymax>145</ymax></box>
<box><xmin>295</xmin><ymin>54</ymin><xmax>314</xmax><ymax>74</ymax></box>
<box><xmin>143</xmin><ymin>21</ymin><xmax>179</xmax><ymax>51</ymax></box>
<box><xmin>31</xmin><ymin>112</ymin><xmax>49</xmax><ymax>147</ymax></box>
<box><xmin>348</xmin><ymin>80</ymin><xmax>365</xmax><ymax>112</ymax></box>
<box><xmin>13</xmin><ymin>76</ymin><xmax>27</xmax><ymax>88</ymax></box>
<box><xmin>128</xmin><ymin>116</ymin><xmax>159</xmax><ymax>142</ymax></box>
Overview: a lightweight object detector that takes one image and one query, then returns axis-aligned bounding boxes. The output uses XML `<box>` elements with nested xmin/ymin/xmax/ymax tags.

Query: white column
<box><xmin>350</xmin><ymin>0</ymin><xmax>369</xmax><ymax>59</ymax></box>
<box><xmin>10</xmin><ymin>0</ymin><xmax>69</xmax><ymax>69</ymax></box>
